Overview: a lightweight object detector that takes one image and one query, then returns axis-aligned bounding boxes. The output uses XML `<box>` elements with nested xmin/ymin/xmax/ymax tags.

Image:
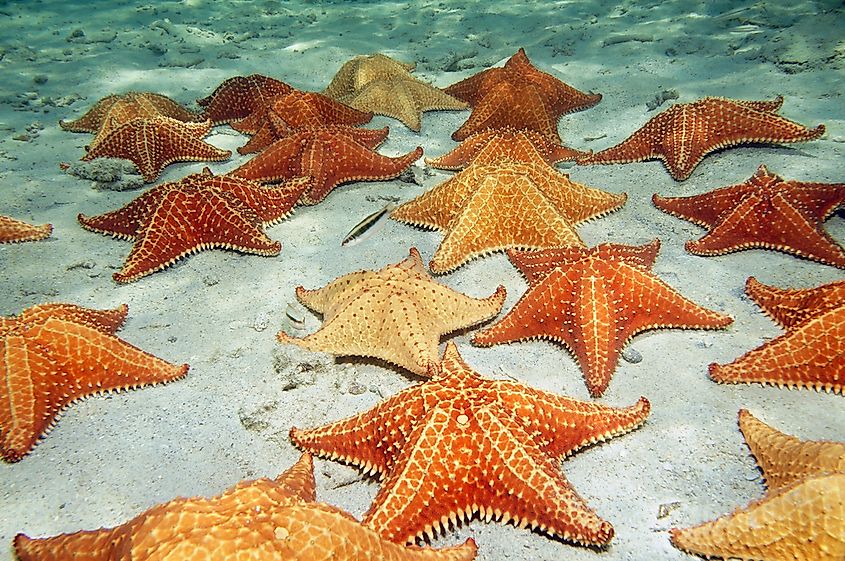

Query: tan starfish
<box><xmin>60</xmin><ymin>91</ymin><xmax>202</xmax><ymax>132</ymax></box>
<box><xmin>670</xmin><ymin>409</ymin><xmax>845</xmax><ymax>561</ymax></box>
<box><xmin>277</xmin><ymin>247</ymin><xmax>506</xmax><ymax>376</ymax></box>
<box><xmin>323</xmin><ymin>54</ymin><xmax>466</xmax><ymax>132</ymax></box>
<box><xmin>0</xmin><ymin>215</ymin><xmax>51</xmax><ymax>243</ymax></box>
<box><xmin>391</xmin><ymin>161</ymin><xmax>626</xmax><ymax>273</ymax></box>
<box><xmin>81</xmin><ymin>117</ymin><xmax>231</xmax><ymax>182</ymax></box>
<box><xmin>14</xmin><ymin>453</ymin><xmax>478</xmax><ymax>561</ymax></box>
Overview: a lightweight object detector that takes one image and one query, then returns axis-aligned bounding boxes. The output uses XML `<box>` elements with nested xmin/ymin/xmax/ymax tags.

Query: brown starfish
<box><xmin>60</xmin><ymin>91</ymin><xmax>202</xmax><ymax>132</ymax></box>
<box><xmin>0</xmin><ymin>215</ymin><xmax>51</xmax><ymax>244</ymax></box>
<box><xmin>197</xmin><ymin>74</ymin><xmax>294</xmax><ymax>126</ymax></box>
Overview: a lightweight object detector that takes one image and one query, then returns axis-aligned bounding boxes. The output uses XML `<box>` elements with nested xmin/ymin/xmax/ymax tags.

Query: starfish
<box><xmin>59</xmin><ymin>91</ymin><xmax>202</xmax><ymax>132</ymax></box>
<box><xmin>197</xmin><ymin>74</ymin><xmax>293</xmax><ymax>125</ymax></box>
<box><xmin>322</xmin><ymin>53</ymin><xmax>466</xmax><ymax>132</ymax></box>
<box><xmin>81</xmin><ymin>117</ymin><xmax>231</xmax><ymax>182</ymax></box>
<box><xmin>236</xmin><ymin>90</ymin><xmax>374</xmax><ymax>154</ymax></box>
<box><xmin>291</xmin><ymin>342</ymin><xmax>651</xmax><ymax>546</ymax></box>
<box><xmin>230</xmin><ymin>127</ymin><xmax>422</xmax><ymax>205</ymax></box>
<box><xmin>390</xmin><ymin>160</ymin><xmax>626</xmax><ymax>274</ymax></box>
<box><xmin>88</xmin><ymin>100</ymin><xmax>214</xmax><ymax>151</ymax></box>
<box><xmin>14</xmin><ymin>453</ymin><xmax>478</xmax><ymax>561</ymax></box>
<box><xmin>670</xmin><ymin>409</ymin><xmax>845</xmax><ymax>561</ymax></box>
<box><xmin>709</xmin><ymin>276</ymin><xmax>844</xmax><ymax>394</ymax></box>
<box><xmin>426</xmin><ymin>129</ymin><xmax>587</xmax><ymax>170</ymax></box>
<box><xmin>0</xmin><ymin>302</ymin><xmax>188</xmax><ymax>462</ymax></box>
<box><xmin>653</xmin><ymin>164</ymin><xmax>845</xmax><ymax>268</ymax></box>
<box><xmin>324</xmin><ymin>53</ymin><xmax>417</xmax><ymax>100</ymax></box>
<box><xmin>78</xmin><ymin>169</ymin><xmax>310</xmax><ymax>283</ymax></box>
<box><xmin>577</xmin><ymin>96</ymin><xmax>825</xmax><ymax>180</ymax></box>
<box><xmin>446</xmin><ymin>48</ymin><xmax>601</xmax><ymax>143</ymax></box>
<box><xmin>472</xmin><ymin>241</ymin><xmax>733</xmax><ymax>397</ymax></box>
<box><xmin>278</xmin><ymin>247</ymin><xmax>505</xmax><ymax>376</ymax></box>
<box><xmin>0</xmin><ymin>215</ymin><xmax>51</xmax><ymax>243</ymax></box>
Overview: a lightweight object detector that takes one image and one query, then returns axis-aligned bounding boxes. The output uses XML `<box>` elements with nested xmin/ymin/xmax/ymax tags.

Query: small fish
<box><xmin>341</xmin><ymin>202</ymin><xmax>397</xmax><ymax>247</ymax></box>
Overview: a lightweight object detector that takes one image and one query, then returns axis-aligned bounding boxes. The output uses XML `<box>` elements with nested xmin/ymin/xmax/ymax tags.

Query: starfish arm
<box><xmin>528</xmin><ymin>164</ymin><xmax>626</xmax><ymax>224</ymax></box>
<box><xmin>274</xmin><ymin>452</ymin><xmax>317</xmax><ymax>502</ymax></box>
<box><xmin>363</xmin><ymin>403</ymin><xmax>615</xmax><ymax>546</ymax></box>
<box><xmin>281</xmin><ymin>92</ymin><xmax>374</xmax><ymax>129</ymax></box>
<box><xmin>652</xmin><ymin>182</ymin><xmax>758</xmax><ymax>230</ymax></box>
<box><xmin>59</xmin><ymin>94</ymin><xmax>121</xmax><ymax>132</ymax></box>
<box><xmin>301</xmin><ymin>141</ymin><xmax>422</xmax><ymax>205</ymax></box>
<box><xmin>113</xmin><ymin>189</ymin><xmax>281</xmax><ymax>283</ymax></box>
<box><xmin>391</xmin><ymin>168</ymin><xmax>480</xmax><ymax>231</ymax></box>
<box><xmin>14</xmin><ymin>526</ymin><xmax>127</xmax><ymax>561</ymax></box>
<box><xmin>444</xmin><ymin>66</ymin><xmax>501</xmax><ymax>106</ymax></box>
<box><xmin>422</xmin><ymin>280</ymin><xmax>506</xmax><ymax>335</ymax></box>
<box><xmin>745</xmin><ymin>277</ymin><xmax>845</xmax><ymax>330</ymax></box>
<box><xmin>230</xmin><ymin>131</ymin><xmax>309</xmax><ymax>183</ymax></box>
<box><xmin>290</xmin><ymin>382</ymin><xmax>427</xmax><ymax>478</ymax></box>
<box><xmin>498</xmin><ymin>384</ymin><xmax>651</xmax><ymax>459</ymax></box>
<box><xmin>738</xmin><ymin>409</ymin><xmax>845</xmax><ymax>492</ymax></box>
<box><xmin>77</xmin><ymin>183</ymin><xmax>177</xmax><ymax>240</ymax></box>
<box><xmin>197</xmin><ymin>74</ymin><xmax>293</xmax><ymax>124</ymax></box>
<box><xmin>734</xmin><ymin>95</ymin><xmax>784</xmax><ymax>113</ymax></box>
<box><xmin>0</xmin><ymin>216</ymin><xmax>52</xmax><ymax>243</ymax></box>
<box><xmin>18</xmin><ymin>303</ymin><xmax>128</xmax><ymax>335</ymax></box>
<box><xmin>425</xmin><ymin>133</ymin><xmax>492</xmax><ymax>170</ymax></box>
<box><xmin>709</xmin><ymin>306</ymin><xmax>845</xmax><ymax>394</ymax></box>
<box><xmin>294</xmin><ymin>271</ymin><xmax>380</xmax><ymax>317</ymax></box>
<box><xmin>576</xmin><ymin>119</ymin><xmax>663</xmax><ymax>168</ymax></box>
<box><xmin>221</xmin><ymin>175</ymin><xmax>310</xmax><ymax>225</ymax></box>
<box><xmin>428</xmin><ymin>174</ymin><xmax>585</xmax><ymax>274</ymax></box>
<box><xmin>670</xmin><ymin>474</ymin><xmax>845</xmax><ymax>561</ymax></box>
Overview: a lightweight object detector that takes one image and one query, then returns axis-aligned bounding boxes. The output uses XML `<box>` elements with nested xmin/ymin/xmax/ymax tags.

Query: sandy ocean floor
<box><xmin>1</xmin><ymin>1</ymin><xmax>843</xmax><ymax>560</ymax></box>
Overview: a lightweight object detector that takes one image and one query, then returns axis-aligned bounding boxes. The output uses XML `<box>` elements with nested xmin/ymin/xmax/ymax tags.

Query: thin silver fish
<box><xmin>341</xmin><ymin>202</ymin><xmax>397</xmax><ymax>247</ymax></box>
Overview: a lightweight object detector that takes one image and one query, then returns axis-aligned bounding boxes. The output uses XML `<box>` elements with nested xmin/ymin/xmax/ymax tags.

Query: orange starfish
<box><xmin>390</xmin><ymin>161</ymin><xmax>626</xmax><ymax>273</ymax></box>
<box><xmin>670</xmin><ymin>409</ymin><xmax>845</xmax><ymax>560</ymax></box>
<box><xmin>197</xmin><ymin>74</ymin><xmax>293</xmax><ymax>125</ymax></box>
<box><xmin>0</xmin><ymin>215</ymin><xmax>51</xmax><ymax>243</ymax></box>
<box><xmin>277</xmin><ymin>248</ymin><xmax>506</xmax><ymax>376</ymax></box>
<box><xmin>653</xmin><ymin>164</ymin><xmax>845</xmax><ymax>268</ymax></box>
<box><xmin>446</xmin><ymin>48</ymin><xmax>601</xmax><ymax>142</ymax></box>
<box><xmin>0</xmin><ymin>302</ymin><xmax>188</xmax><ymax>462</ymax></box>
<box><xmin>231</xmin><ymin>127</ymin><xmax>422</xmax><ymax>205</ymax></box>
<box><xmin>78</xmin><ymin>169</ymin><xmax>310</xmax><ymax>283</ymax></box>
<box><xmin>81</xmin><ymin>117</ymin><xmax>231</xmax><ymax>182</ymax></box>
<box><xmin>291</xmin><ymin>342</ymin><xmax>650</xmax><ymax>546</ymax></box>
<box><xmin>425</xmin><ymin>129</ymin><xmax>586</xmax><ymax>170</ymax></box>
<box><xmin>473</xmin><ymin>241</ymin><xmax>733</xmax><ymax>397</ymax></box>
<box><xmin>236</xmin><ymin>90</ymin><xmax>374</xmax><ymax>154</ymax></box>
<box><xmin>577</xmin><ymin>96</ymin><xmax>825</xmax><ymax>180</ymax></box>
<box><xmin>709</xmin><ymin>276</ymin><xmax>844</xmax><ymax>394</ymax></box>
<box><xmin>14</xmin><ymin>453</ymin><xmax>478</xmax><ymax>561</ymax></box>
<box><xmin>59</xmin><ymin>91</ymin><xmax>202</xmax><ymax>132</ymax></box>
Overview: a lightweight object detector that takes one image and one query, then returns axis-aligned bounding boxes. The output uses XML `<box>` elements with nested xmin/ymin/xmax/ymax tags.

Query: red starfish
<box><xmin>78</xmin><ymin>169</ymin><xmax>309</xmax><ymax>283</ymax></box>
<box><xmin>235</xmin><ymin>90</ymin><xmax>374</xmax><ymax>154</ymax></box>
<box><xmin>472</xmin><ymin>241</ymin><xmax>733</xmax><ymax>397</ymax></box>
<box><xmin>0</xmin><ymin>302</ymin><xmax>188</xmax><ymax>461</ymax></box>
<box><xmin>197</xmin><ymin>74</ymin><xmax>293</xmax><ymax>125</ymax></box>
<box><xmin>577</xmin><ymin>96</ymin><xmax>825</xmax><ymax>180</ymax></box>
<box><xmin>446</xmin><ymin>48</ymin><xmax>601</xmax><ymax>143</ymax></box>
<box><xmin>81</xmin><ymin>117</ymin><xmax>231</xmax><ymax>182</ymax></box>
<box><xmin>291</xmin><ymin>342</ymin><xmax>650</xmax><ymax>546</ymax></box>
<box><xmin>230</xmin><ymin>127</ymin><xmax>422</xmax><ymax>205</ymax></box>
<box><xmin>0</xmin><ymin>215</ymin><xmax>51</xmax><ymax>243</ymax></box>
<box><xmin>426</xmin><ymin>128</ymin><xmax>587</xmax><ymax>170</ymax></box>
<box><xmin>653</xmin><ymin>164</ymin><xmax>845</xmax><ymax>268</ymax></box>
<box><xmin>709</xmin><ymin>277</ymin><xmax>844</xmax><ymax>394</ymax></box>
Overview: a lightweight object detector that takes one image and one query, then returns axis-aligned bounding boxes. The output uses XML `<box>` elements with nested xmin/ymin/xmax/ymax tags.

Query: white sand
<box><xmin>1</xmin><ymin>1</ymin><xmax>843</xmax><ymax>560</ymax></box>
